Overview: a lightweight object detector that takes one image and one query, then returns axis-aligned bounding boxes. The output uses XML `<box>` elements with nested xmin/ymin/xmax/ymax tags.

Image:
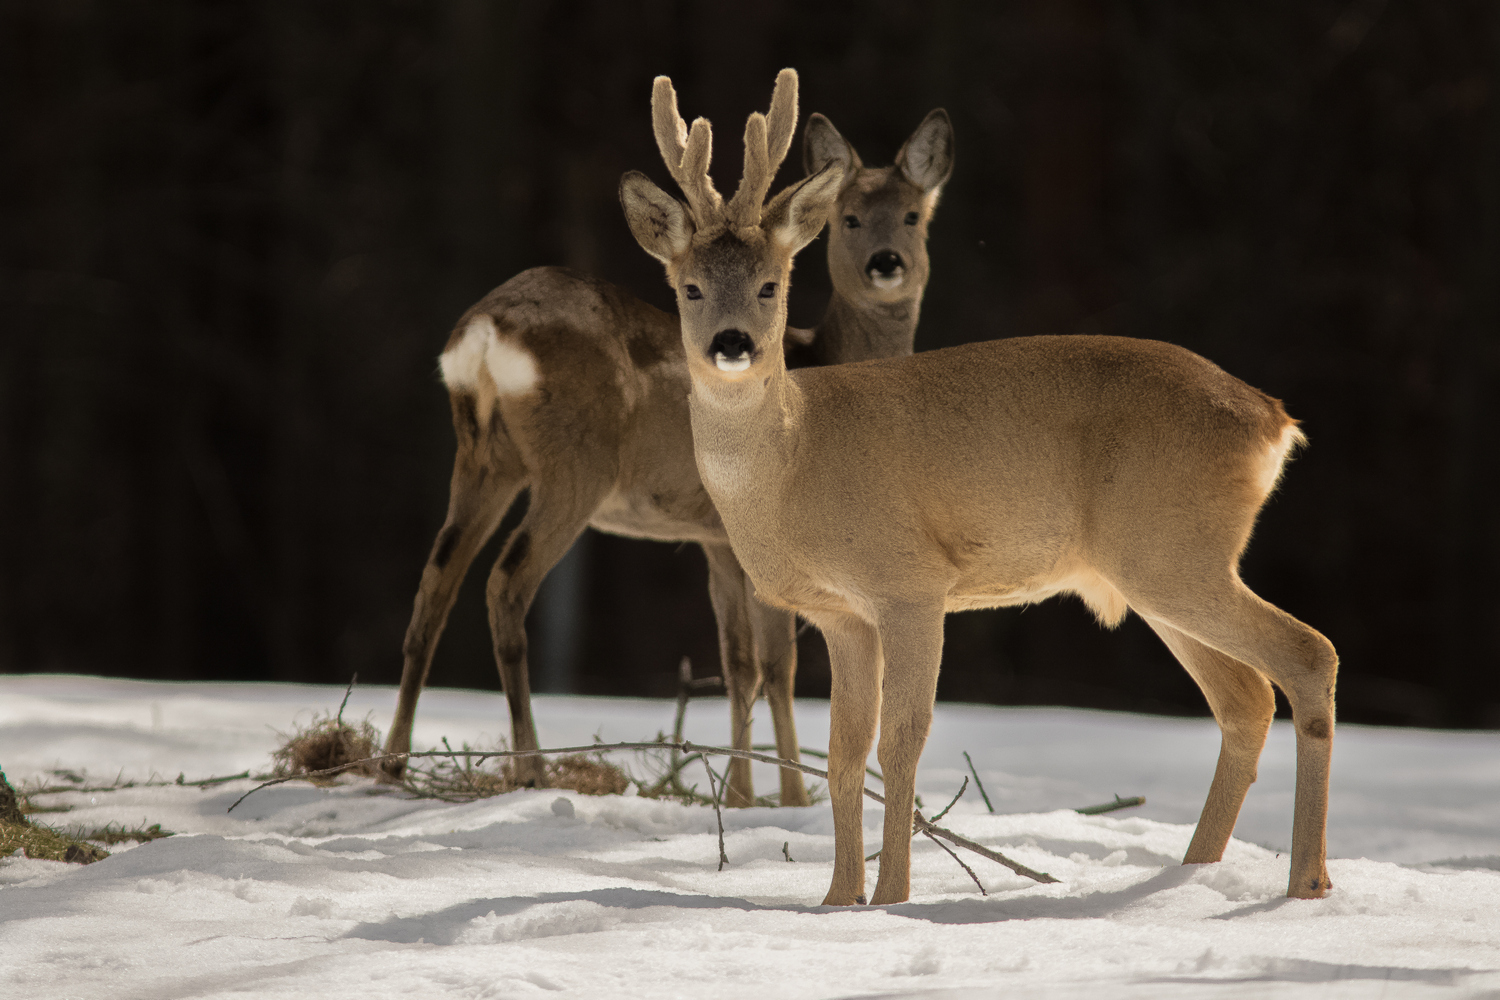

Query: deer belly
<box><xmin>589</xmin><ymin>489</ymin><xmax>724</xmax><ymax>545</ymax></box>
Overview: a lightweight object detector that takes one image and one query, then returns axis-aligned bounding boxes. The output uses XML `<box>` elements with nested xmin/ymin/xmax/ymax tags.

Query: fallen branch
<box><xmin>225</xmin><ymin>739</ymin><xmax>1058</xmax><ymax>885</ymax></box>
<box><xmin>1075</xmin><ymin>794</ymin><xmax>1146</xmax><ymax>815</ymax></box>
<box><xmin>923</xmin><ymin>829</ymin><xmax>986</xmax><ymax>895</ymax></box>
<box><xmin>24</xmin><ymin>770</ymin><xmax>256</xmax><ymax>798</ymax></box>
<box><xmin>867</xmin><ymin>776</ymin><xmax>966</xmax><ymax>862</ymax></box>
<box><xmin>754</xmin><ymin>744</ymin><xmax>883</xmax><ymax>785</ymax></box>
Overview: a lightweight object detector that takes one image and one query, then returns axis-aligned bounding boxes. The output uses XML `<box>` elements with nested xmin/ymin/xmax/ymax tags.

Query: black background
<box><xmin>3</xmin><ymin>1</ymin><xmax>1497</xmax><ymax>728</ymax></box>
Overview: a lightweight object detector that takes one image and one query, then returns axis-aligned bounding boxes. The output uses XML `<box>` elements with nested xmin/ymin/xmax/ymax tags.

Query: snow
<box><xmin>2</xmin><ymin>674</ymin><xmax>1498</xmax><ymax>999</ymax></box>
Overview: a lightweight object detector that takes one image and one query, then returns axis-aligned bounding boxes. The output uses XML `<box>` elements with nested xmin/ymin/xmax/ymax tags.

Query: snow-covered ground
<box><xmin>2</xmin><ymin>674</ymin><xmax>1498</xmax><ymax>999</ymax></box>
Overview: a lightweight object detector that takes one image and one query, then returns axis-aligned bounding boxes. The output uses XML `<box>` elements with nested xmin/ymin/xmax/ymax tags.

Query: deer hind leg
<box><xmin>749</xmin><ymin>595</ymin><xmax>808</xmax><ymax>807</ymax></box>
<box><xmin>816</xmin><ymin>612</ymin><xmax>883</xmax><ymax>906</ymax></box>
<box><xmin>485</xmin><ymin>476</ymin><xmax>611</xmax><ymax>787</ymax></box>
<box><xmin>1144</xmin><ymin>620</ymin><xmax>1275</xmax><ymax>865</ymax></box>
<box><xmin>385</xmin><ymin>440</ymin><xmax>527</xmax><ymax>778</ymax></box>
<box><xmin>869</xmin><ymin>603</ymin><xmax>945</xmax><ymax>906</ymax></box>
<box><xmin>703</xmin><ymin>544</ymin><xmax>763</xmax><ymax>808</ymax></box>
<box><xmin>1131</xmin><ymin>577</ymin><xmax>1337</xmax><ymax>899</ymax></box>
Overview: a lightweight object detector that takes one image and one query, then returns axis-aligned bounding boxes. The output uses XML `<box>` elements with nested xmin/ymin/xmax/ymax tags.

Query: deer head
<box><xmin>620</xmin><ymin>69</ymin><xmax>844</xmax><ymax>389</ymax></box>
<box><xmin>807</xmin><ymin>108</ymin><xmax>954</xmax><ymax>304</ymax></box>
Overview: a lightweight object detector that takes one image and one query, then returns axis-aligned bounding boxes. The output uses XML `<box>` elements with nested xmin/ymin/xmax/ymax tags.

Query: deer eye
<box><xmin>904</xmin><ymin>211</ymin><xmax>920</xmax><ymax>226</ymax></box>
<box><xmin>684</xmin><ymin>284</ymin><xmax>702</xmax><ymax>300</ymax></box>
<box><xmin>843</xmin><ymin>215</ymin><xmax>860</xmax><ymax>229</ymax></box>
<box><xmin>758</xmin><ymin>282</ymin><xmax>777</xmax><ymax>299</ymax></box>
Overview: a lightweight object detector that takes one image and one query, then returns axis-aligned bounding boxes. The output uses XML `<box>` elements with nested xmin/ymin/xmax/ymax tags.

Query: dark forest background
<box><xmin>3</xmin><ymin>1</ymin><xmax>1497</xmax><ymax>728</ymax></box>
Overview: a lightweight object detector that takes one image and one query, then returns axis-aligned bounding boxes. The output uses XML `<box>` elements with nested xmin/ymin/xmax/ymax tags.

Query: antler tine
<box><xmin>725</xmin><ymin>69</ymin><xmax>800</xmax><ymax>227</ymax></box>
<box><xmin>764</xmin><ymin>68</ymin><xmax>799</xmax><ymax>175</ymax></box>
<box><xmin>651</xmin><ymin>76</ymin><xmax>688</xmax><ymax>179</ymax></box>
<box><xmin>726</xmin><ymin>113</ymin><xmax>770</xmax><ymax>227</ymax></box>
<box><xmin>682</xmin><ymin>117</ymin><xmax>722</xmax><ymax>219</ymax></box>
<box><xmin>651</xmin><ymin>75</ymin><xmax>722</xmax><ymax>223</ymax></box>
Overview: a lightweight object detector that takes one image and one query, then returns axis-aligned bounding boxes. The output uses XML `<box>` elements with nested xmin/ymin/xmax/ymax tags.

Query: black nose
<box><xmin>868</xmin><ymin>250</ymin><xmax>904</xmax><ymax>276</ymax></box>
<box><xmin>708</xmin><ymin>329</ymin><xmax>755</xmax><ymax>360</ymax></box>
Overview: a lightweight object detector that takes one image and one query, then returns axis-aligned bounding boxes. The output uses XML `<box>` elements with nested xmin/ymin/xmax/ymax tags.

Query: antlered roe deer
<box><xmin>384</xmin><ymin>77</ymin><xmax>954</xmax><ymax>807</ymax></box>
<box><xmin>621</xmin><ymin>70</ymin><xmax>1336</xmax><ymax>904</ymax></box>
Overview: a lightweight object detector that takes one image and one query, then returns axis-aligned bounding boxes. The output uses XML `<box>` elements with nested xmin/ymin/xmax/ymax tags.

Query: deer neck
<box><xmin>812</xmin><ymin>283</ymin><xmax>922</xmax><ymax>365</ymax></box>
<box><xmin>686</xmin><ymin>348</ymin><xmax>802</xmax><ymax>513</ymax></box>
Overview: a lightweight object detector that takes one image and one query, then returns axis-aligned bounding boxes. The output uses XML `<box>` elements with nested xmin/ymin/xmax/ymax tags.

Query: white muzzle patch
<box><xmin>715</xmin><ymin>354</ymin><xmax>752</xmax><ymax>372</ymax></box>
<box><xmin>870</xmin><ymin>269</ymin><xmax>905</xmax><ymax>291</ymax></box>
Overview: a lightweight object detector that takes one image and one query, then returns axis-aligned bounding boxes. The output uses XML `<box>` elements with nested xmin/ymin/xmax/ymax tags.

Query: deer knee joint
<box><xmin>1299</xmin><ymin>717</ymin><xmax>1331</xmax><ymax>740</ymax></box>
<box><xmin>432</xmin><ymin>525</ymin><xmax>462</xmax><ymax>569</ymax></box>
<box><xmin>499</xmin><ymin>530</ymin><xmax>531</xmax><ymax>575</ymax></box>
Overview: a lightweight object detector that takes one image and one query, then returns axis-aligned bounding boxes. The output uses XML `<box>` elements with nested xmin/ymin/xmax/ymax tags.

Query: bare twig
<box><xmin>783</xmin><ymin>841</ymin><xmax>793</xmax><ymax>862</ymax></box>
<box><xmin>647</xmin><ymin>658</ymin><xmax>726</xmax><ymax>804</ymax></box>
<box><xmin>442</xmin><ymin>737</ymin><xmax>479</xmax><ymax>796</ymax></box>
<box><xmin>703</xmin><ymin>757</ymin><xmax>729</xmax><ymax>870</ymax></box>
<box><xmin>671</xmin><ymin>657</ymin><xmax>691</xmax><ymax>775</ymax></box>
<box><xmin>336</xmin><ymin>673</ymin><xmax>357</xmax><ymax>727</ymax></box>
<box><xmin>224</xmin><ymin>740</ymin><xmax>1057</xmax><ymax>885</ymax></box>
<box><xmin>1075</xmin><ymin>794</ymin><xmax>1146</xmax><ymax>815</ymax></box>
<box><xmin>26</xmin><ymin>770</ymin><xmax>256</xmax><ymax>798</ymax></box>
<box><xmin>963</xmin><ymin>751</ymin><xmax>994</xmax><ymax>813</ymax></box>
<box><xmin>870</xmin><ymin>777</ymin><xmax>1059</xmax><ymax>885</ymax></box>
<box><xmin>651</xmin><ymin>751</ymin><xmax>705</xmax><ymax>790</ymax></box>
<box><xmin>915</xmin><ymin>820</ymin><xmax>1058</xmax><ymax>884</ymax></box>
<box><xmin>755</xmin><ymin>744</ymin><xmax>883</xmax><ymax>785</ymax></box>
<box><xmin>930</xmin><ymin>775</ymin><xmax>968</xmax><ymax>824</ymax></box>
<box><xmin>923</xmin><ymin>829</ymin><xmax>986</xmax><ymax>895</ymax></box>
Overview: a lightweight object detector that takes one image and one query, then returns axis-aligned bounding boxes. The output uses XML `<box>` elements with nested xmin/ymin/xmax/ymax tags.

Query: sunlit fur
<box><xmin>626</xmin><ymin>72</ymin><xmax>1338</xmax><ymax>911</ymax></box>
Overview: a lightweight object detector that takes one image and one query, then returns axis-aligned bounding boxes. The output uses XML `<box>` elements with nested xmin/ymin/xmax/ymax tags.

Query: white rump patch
<box><xmin>486</xmin><ymin>336</ymin><xmax>540</xmax><ymax>395</ymax></box>
<box><xmin>438</xmin><ymin>315</ymin><xmax>492</xmax><ymax>391</ymax></box>
<box><xmin>714</xmin><ymin>354</ymin><xmax>752</xmax><ymax>373</ymax></box>
<box><xmin>438</xmin><ymin>314</ymin><xmax>540</xmax><ymax>396</ymax></box>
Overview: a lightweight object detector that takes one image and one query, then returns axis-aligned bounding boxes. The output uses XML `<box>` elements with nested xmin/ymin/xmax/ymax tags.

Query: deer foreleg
<box><xmin>869</xmin><ymin>604</ymin><xmax>944</xmax><ymax>906</ymax></box>
<box><xmin>819</xmin><ymin>614</ymin><xmax>882</xmax><ymax>906</ymax></box>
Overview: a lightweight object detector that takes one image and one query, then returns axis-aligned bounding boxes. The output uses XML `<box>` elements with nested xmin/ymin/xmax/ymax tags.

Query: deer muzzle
<box><xmin>709</xmin><ymin>329</ymin><xmax>756</xmax><ymax>372</ymax></box>
<box><xmin>868</xmin><ymin>250</ymin><xmax>905</xmax><ymax>289</ymax></box>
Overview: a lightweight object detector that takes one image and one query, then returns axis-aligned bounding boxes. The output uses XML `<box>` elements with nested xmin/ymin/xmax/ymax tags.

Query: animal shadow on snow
<box><xmin>1144</xmin><ymin>957</ymin><xmax>1481</xmax><ymax>988</ymax></box>
<box><xmin>342</xmin><ymin>865</ymin><xmax>1264</xmax><ymax>946</ymax></box>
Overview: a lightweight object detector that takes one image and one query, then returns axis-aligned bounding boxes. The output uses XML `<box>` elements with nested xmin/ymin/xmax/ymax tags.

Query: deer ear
<box><xmin>803</xmin><ymin>113</ymin><xmax>860</xmax><ymax>177</ymax></box>
<box><xmin>620</xmin><ymin>171</ymin><xmax>694</xmax><ymax>264</ymax></box>
<box><xmin>764</xmin><ymin>161</ymin><xmax>845</xmax><ymax>254</ymax></box>
<box><xmin>896</xmin><ymin>108</ymin><xmax>954</xmax><ymax>193</ymax></box>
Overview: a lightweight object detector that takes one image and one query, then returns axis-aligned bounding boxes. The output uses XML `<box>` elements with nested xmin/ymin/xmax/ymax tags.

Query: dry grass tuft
<box><xmin>0</xmin><ymin>819</ymin><xmax>111</xmax><ymax>864</ymax></box>
<box><xmin>0</xmin><ymin>769</ymin><xmax>110</xmax><ymax>864</ymax></box>
<box><xmin>545</xmin><ymin>754</ymin><xmax>630</xmax><ymax>796</ymax></box>
<box><xmin>401</xmin><ymin>742</ymin><xmax>629</xmax><ymax>802</ymax></box>
<box><xmin>271</xmin><ymin>712</ymin><xmax>383</xmax><ymax>783</ymax></box>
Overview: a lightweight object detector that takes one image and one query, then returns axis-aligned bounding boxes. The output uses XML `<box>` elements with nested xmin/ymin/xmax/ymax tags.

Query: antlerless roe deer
<box><xmin>620</xmin><ymin>69</ymin><xmax>1337</xmax><ymax>905</ymax></box>
<box><xmin>384</xmin><ymin>84</ymin><xmax>954</xmax><ymax>808</ymax></box>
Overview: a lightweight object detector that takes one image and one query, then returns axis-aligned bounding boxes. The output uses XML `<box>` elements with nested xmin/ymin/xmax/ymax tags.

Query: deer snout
<box><xmin>708</xmin><ymin>329</ymin><xmax>756</xmax><ymax>372</ymax></box>
<box><xmin>867</xmin><ymin>250</ymin><xmax>905</xmax><ymax>289</ymax></box>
